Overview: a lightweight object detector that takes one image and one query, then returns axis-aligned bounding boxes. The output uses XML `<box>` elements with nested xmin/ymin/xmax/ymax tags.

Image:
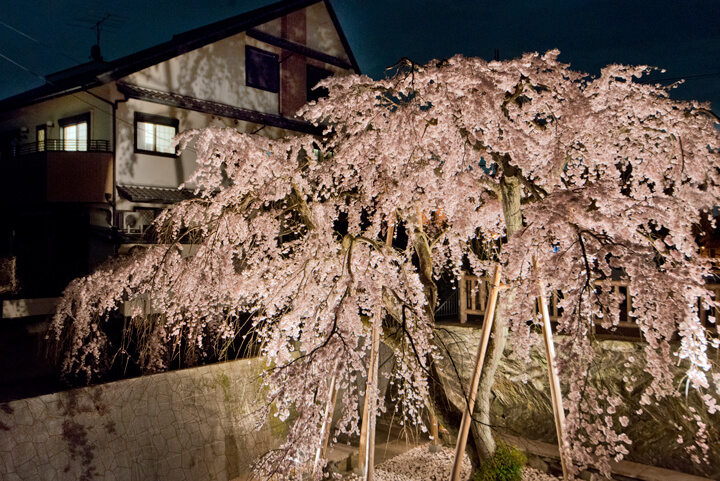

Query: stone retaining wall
<box><xmin>0</xmin><ymin>357</ymin><xmax>282</xmax><ymax>481</ymax></box>
<box><xmin>433</xmin><ymin>326</ymin><xmax>720</xmax><ymax>479</ymax></box>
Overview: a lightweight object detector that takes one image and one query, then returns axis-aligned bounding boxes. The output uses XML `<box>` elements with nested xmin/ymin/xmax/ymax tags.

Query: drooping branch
<box><xmin>290</xmin><ymin>183</ymin><xmax>317</xmax><ymax>232</ymax></box>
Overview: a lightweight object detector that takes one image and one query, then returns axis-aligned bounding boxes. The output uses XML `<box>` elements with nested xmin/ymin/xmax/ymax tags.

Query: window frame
<box><xmin>59</xmin><ymin>113</ymin><xmax>90</xmax><ymax>151</ymax></box>
<box><xmin>134</xmin><ymin>112</ymin><xmax>179</xmax><ymax>158</ymax></box>
<box><xmin>246</xmin><ymin>45</ymin><xmax>280</xmax><ymax>93</ymax></box>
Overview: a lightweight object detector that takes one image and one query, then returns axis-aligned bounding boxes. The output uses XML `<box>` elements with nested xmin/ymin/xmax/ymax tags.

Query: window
<box><xmin>36</xmin><ymin>125</ymin><xmax>46</xmax><ymax>152</ymax></box>
<box><xmin>59</xmin><ymin>113</ymin><xmax>89</xmax><ymax>151</ymax></box>
<box><xmin>246</xmin><ymin>46</ymin><xmax>279</xmax><ymax>93</ymax></box>
<box><xmin>134</xmin><ymin>113</ymin><xmax>178</xmax><ymax>156</ymax></box>
<box><xmin>306</xmin><ymin>65</ymin><xmax>333</xmax><ymax>103</ymax></box>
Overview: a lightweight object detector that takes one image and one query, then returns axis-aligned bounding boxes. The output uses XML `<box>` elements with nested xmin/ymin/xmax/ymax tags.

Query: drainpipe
<box><xmin>82</xmin><ymin>88</ymin><xmax>129</xmax><ymax>224</ymax></box>
<box><xmin>111</xmin><ymin>96</ymin><xmax>128</xmax><ymax>221</ymax></box>
<box><xmin>80</xmin><ymin>88</ymin><xmax>127</xmax><ymax>257</ymax></box>
<box><xmin>110</xmin><ymin>96</ymin><xmax>129</xmax><ymax>257</ymax></box>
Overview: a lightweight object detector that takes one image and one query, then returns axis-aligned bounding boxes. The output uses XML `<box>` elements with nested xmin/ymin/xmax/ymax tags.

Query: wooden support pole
<box><xmin>535</xmin><ymin>261</ymin><xmax>569</xmax><ymax>480</ymax></box>
<box><xmin>450</xmin><ymin>264</ymin><xmax>503</xmax><ymax>481</ymax></box>
<box><xmin>323</xmin><ymin>378</ymin><xmax>339</xmax><ymax>455</ymax></box>
<box><xmin>358</xmin><ymin>370</ymin><xmax>369</xmax><ymax>472</ymax></box>
<box><xmin>429</xmin><ymin>410</ymin><xmax>440</xmax><ymax>445</ymax></box>
<box><xmin>459</xmin><ymin>274</ymin><xmax>468</xmax><ymax>323</ymax></box>
<box><xmin>358</xmin><ymin>319</ymin><xmax>381</xmax><ymax>480</ymax></box>
<box><xmin>313</xmin><ymin>373</ymin><xmax>339</xmax><ymax>477</ymax></box>
<box><xmin>367</xmin><ymin>320</ymin><xmax>380</xmax><ymax>479</ymax></box>
<box><xmin>359</xmin><ymin>222</ymin><xmax>393</xmax><ymax>479</ymax></box>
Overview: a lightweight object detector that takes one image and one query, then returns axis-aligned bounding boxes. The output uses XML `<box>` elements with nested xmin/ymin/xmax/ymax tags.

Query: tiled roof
<box><xmin>116</xmin><ymin>185</ymin><xmax>196</xmax><ymax>204</ymax></box>
<box><xmin>117</xmin><ymin>83</ymin><xmax>324</xmax><ymax>135</ymax></box>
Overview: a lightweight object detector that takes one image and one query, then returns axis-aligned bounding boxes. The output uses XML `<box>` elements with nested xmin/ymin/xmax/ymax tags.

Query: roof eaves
<box><xmin>0</xmin><ymin>0</ymin><xmax>329</xmax><ymax>112</ymax></box>
<box><xmin>117</xmin><ymin>82</ymin><xmax>325</xmax><ymax>136</ymax></box>
<box><xmin>117</xmin><ymin>184</ymin><xmax>197</xmax><ymax>204</ymax></box>
<box><xmin>101</xmin><ymin>0</ymin><xmax>323</xmax><ymax>83</ymax></box>
<box><xmin>0</xmin><ymin>72</ymin><xmax>105</xmax><ymax>113</ymax></box>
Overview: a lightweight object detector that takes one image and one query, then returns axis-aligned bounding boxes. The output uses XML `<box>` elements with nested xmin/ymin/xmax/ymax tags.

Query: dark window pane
<box><xmin>246</xmin><ymin>46</ymin><xmax>279</xmax><ymax>93</ymax></box>
<box><xmin>307</xmin><ymin>65</ymin><xmax>333</xmax><ymax>103</ymax></box>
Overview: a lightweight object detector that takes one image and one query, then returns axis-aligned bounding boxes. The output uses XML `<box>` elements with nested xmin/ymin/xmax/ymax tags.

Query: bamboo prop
<box><xmin>359</xmin><ymin>223</ymin><xmax>394</xmax><ymax>479</ymax></box>
<box><xmin>429</xmin><ymin>410</ymin><xmax>440</xmax><ymax>446</ymax></box>
<box><xmin>366</xmin><ymin>320</ymin><xmax>381</xmax><ymax>480</ymax></box>
<box><xmin>358</xmin><ymin>362</ymin><xmax>370</xmax><ymax>473</ymax></box>
<box><xmin>312</xmin><ymin>372</ymin><xmax>339</xmax><ymax>477</ymax></box>
<box><xmin>358</xmin><ymin>319</ymin><xmax>381</xmax><ymax>479</ymax></box>
<box><xmin>534</xmin><ymin>260</ymin><xmax>569</xmax><ymax>480</ymax></box>
<box><xmin>450</xmin><ymin>264</ymin><xmax>503</xmax><ymax>481</ymax></box>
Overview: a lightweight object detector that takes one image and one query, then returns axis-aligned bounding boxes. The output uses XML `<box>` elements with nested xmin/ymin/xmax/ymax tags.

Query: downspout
<box><xmin>81</xmin><ymin>87</ymin><xmax>127</xmax><ymax>246</ymax></box>
<box><xmin>111</xmin><ymin>96</ymin><xmax>129</xmax><ymax>254</ymax></box>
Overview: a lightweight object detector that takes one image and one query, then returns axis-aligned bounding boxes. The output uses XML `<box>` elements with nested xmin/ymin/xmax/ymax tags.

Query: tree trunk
<box><xmin>471</xmin><ymin>173</ymin><xmax>523</xmax><ymax>462</ymax></box>
<box><xmin>428</xmin><ymin>360</ymin><xmax>481</xmax><ymax>468</ymax></box>
<box><xmin>413</xmin><ymin>220</ymin><xmax>438</xmax><ymax>321</ymax></box>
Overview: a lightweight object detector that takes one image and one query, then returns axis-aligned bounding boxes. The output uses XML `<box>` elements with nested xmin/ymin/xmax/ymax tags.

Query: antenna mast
<box><xmin>69</xmin><ymin>13</ymin><xmax>126</xmax><ymax>61</ymax></box>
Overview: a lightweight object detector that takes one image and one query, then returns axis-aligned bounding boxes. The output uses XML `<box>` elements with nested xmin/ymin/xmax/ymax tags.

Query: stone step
<box><xmin>498</xmin><ymin>432</ymin><xmax>714</xmax><ymax>481</ymax></box>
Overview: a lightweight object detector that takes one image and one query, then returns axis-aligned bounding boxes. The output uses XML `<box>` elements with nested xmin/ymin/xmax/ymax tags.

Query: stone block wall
<box><xmin>0</xmin><ymin>357</ymin><xmax>282</xmax><ymax>481</ymax></box>
<box><xmin>433</xmin><ymin>326</ymin><xmax>720</xmax><ymax>479</ymax></box>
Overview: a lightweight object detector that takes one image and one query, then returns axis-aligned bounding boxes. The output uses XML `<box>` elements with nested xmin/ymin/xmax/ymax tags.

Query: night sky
<box><xmin>1</xmin><ymin>0</ymin><xmax>719</xmax><ymax>113</ymax></box>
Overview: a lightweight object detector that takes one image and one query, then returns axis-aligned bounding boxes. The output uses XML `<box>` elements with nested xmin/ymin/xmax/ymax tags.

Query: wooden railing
<box><xmin>453</xmin><ymin>273</ymin><xmax>719</xmax><ymax>338</ymax></box>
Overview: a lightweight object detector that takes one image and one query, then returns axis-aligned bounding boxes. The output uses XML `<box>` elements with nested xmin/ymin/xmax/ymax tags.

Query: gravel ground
<box><xmin>519</xmin><ymin>467</ymin><xmax>561</xmax><ymax>481</ymax></box>
<box><xmin>346</xmin><ymin>444</ymin><xmax>559</xmax><ymax>481</ymax></box>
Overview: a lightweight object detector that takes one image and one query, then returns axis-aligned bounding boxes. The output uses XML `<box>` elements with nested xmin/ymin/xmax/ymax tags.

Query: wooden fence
<box><xmin>452</xmin><ymin>274</ymin><xmax>719</xmax><ymax>338</ymax></box>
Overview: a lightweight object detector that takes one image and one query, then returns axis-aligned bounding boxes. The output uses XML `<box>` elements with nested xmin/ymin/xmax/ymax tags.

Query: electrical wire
<box><xmin>0</xmin><ymin>52</ymin><xmax>44</xmax><ymax>79</ymax></box>
<box><xmin>3</xmin><ymin>20</ymin><xmax>716</xmax><ymax>153</ymax></box>
<box><xmin>0</xmin><ymin>48</ymin><xmax>200</xmax><ymax>155</ymax></box>
<box><xmin>0</xmin><ymin>20</ymin><xmax>84</xmax><ymax>64</ymax></box>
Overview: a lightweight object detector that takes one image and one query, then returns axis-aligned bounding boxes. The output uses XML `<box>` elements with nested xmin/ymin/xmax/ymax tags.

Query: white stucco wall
<box><xmin>123</xmin><ymin>32</ymin><xmax>280</xmax><ymax>116</ymax></box>
<box><xmin>305</xmin><ymin>2</ymin><xmax>351</xmax><ymax>62</ymax></box>
<box><xmin>114</xmin><ymin>97</ymin><xmax>301</xmax><ymax>212</ymax></box>
<box><xmin>0</xmin><ymin>86</ymin><xmax>118</xmax><ymax>149</ymax></box>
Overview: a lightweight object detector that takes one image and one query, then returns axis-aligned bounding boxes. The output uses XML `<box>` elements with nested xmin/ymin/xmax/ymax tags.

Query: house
<box><xmin>0</xmin><ymin>0</ymin><xmax>359</xmax><ymax>400</ymax></box>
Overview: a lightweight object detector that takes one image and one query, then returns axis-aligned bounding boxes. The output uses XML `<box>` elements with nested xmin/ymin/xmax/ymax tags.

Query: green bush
<box><xmin>473</xmin><ymin>441</ymin><xmax>527</xmax><ymax>481</ymax></box>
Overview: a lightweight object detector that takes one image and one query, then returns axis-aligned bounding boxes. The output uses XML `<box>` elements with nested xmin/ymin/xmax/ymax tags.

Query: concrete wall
<box><xmin>0</xmin><ymin>357</ymin><xmax>284</xmax><ymax>481</ymax></box>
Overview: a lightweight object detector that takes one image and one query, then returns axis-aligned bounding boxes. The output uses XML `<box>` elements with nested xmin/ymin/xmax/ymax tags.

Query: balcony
<box><xmin>0</xmin><ymin>139</ymin><xmax>113</xmax><ymax>204</ymax></box>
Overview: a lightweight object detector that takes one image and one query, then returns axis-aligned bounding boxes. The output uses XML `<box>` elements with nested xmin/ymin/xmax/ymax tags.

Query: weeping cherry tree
<box><xmin>52</xmin><ymin>50</ymin><xmax>720</xmax><ymax>479</ymax></box>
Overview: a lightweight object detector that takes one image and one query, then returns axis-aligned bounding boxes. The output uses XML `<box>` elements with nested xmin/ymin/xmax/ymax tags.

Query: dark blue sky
<box><xmin>1</xmin><ymin>0</ymin><xmax>719</xmax><ymax>112</ymax></box>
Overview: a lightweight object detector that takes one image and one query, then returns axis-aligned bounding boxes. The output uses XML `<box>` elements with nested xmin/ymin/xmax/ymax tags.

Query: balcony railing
<box><xmin>0</xmin><ymin>143</ymin><xmax>113</xmax><ymax>203</ymax></box>
<box><xmin>11</xmin><ymin>139</ymin><xmax>111</xmax><ymax>156</ymax></box>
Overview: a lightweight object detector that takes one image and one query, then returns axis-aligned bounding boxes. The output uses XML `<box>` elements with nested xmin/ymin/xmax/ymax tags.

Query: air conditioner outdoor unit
<box><xmin>122</xmin><ymin>211</ymin><xmax>145</xmax><ymax>234</ymax></box>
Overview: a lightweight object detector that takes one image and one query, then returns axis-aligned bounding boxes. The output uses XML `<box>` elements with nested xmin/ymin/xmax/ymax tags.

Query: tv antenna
<box><xmin>69</xmin><ymin>13</ymin><xmax>127</xmax><ymax>61</ymax></box>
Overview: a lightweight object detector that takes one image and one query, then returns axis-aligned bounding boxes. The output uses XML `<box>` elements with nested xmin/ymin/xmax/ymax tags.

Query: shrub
<box><xmin>473</xmin><ymin>442</ymin><xmax>527</xmax><ymax>481</ymax></box>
